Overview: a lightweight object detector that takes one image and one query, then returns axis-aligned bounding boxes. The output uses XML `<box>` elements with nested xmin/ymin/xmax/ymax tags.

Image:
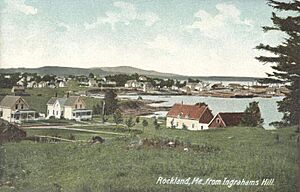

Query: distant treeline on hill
<box><xmin>0</xmin><ymin>66</ymin><xmax>260</xmax><ymax>82</ymax></box>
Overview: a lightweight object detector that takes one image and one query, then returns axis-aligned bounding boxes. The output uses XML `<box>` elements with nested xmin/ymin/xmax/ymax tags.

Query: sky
<box><xmin>0</xmin><ymin>0</ymin><xmax>287</xmax><ymax>77</ymax></box>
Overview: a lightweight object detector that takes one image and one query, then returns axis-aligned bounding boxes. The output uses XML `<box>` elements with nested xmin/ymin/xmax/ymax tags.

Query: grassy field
<box><xmin>0</xmin><ymin>121</ymin><xmax>297</xmax><ymax>192</ymax></box>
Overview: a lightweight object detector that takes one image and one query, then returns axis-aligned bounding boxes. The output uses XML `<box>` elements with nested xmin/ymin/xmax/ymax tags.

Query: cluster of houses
<box><xmin>0</xmin><ymin>95</ymin><xmax>92</xmax><ymax>123</ymax></box>
<box><xmin>125</xmin><ymin>80</ymin><xmax>154</xmax><ymax>92</ymax></box>
<box><xmin>166</xmin><ymin>103</ymin><xmax>245</xmax><ymax>130</ymax></box>
<box><xmin>3</xmin><ymin>72</ymin><xmax>289</xmax><ymax>97</ymax></box>
<box><xmin>0</xmin><ymin>94</ymin><xmax>251</xmax><ymax>131</ymax></box>
<box><xmin>16</xmin><ymin>75</ymin><xmax>67</xmax><ymax>88</ymax></box>
<box><xmin>177</xmin><ymin>82</ymin><xmax>288</xmax><ymax>97</ymax></box>
<box><xmin>46</xmin><ymin>95</ymin><xmax>92</xmax><ymax>121</ymax></box>
<box><xmin>77</xmin><ymin>76</ymin><xmax>117</xmax><ymax>87</ymax></box>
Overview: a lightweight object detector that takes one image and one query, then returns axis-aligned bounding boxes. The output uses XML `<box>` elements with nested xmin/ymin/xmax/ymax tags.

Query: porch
<box><xmin>72</xmin><ymin>109</ymin><xmax>92</xmax><ymax>121</ymax></box>
<box><xmin>11</xmin><ymin>109</ymin><xmax>37</xmax><ymax>122</ymax></box>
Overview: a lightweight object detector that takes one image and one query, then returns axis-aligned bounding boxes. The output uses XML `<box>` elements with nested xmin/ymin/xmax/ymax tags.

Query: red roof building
<box><xmin>166</xmin><ymin>103</ymin><xmax>214</xmax><ymax>130</ymax></box>
<box><xmin>209</xmin><ymin>112</ymin><xmax>244</xmax><ymax>128</ymax></box>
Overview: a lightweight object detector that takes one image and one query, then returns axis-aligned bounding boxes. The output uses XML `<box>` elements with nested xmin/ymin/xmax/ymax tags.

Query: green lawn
<box><xmin>0</xmin><ymin>123</ymin><xmax>297</xmax><ymax>192</ymax></box>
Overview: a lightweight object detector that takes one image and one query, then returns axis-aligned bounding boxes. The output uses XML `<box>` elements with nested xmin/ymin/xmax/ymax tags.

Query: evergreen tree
<box><xmin>241</xmin><ymin>101</ymin><xmax>264</xmax><ymax>127</ymax></box>
<box><xmin>88</xmin><ymin>73</ymin><xmax>94</xmax><ymax>78</ymax></box>
<box><xmin>256</xmin><ymin>0</ymin><xmax>300</xmax><ymax>125</ymax></box>
<box><xmin>104</xmin><ymin>90</ymin><xmax>118</xmax><ymax>115</ymax></box>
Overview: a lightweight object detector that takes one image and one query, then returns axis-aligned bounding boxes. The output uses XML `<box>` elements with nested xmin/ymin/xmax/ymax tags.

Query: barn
<box><xmin>209</xmin><ymin>112</ymin><xmax>244</xmax><ymax>128</ymax></box>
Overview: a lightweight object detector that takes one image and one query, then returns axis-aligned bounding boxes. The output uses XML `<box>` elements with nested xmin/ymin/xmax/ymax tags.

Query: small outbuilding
<box><xmin>209</xmin><ymin>112</ymin><xmax>244</xmax><ymax>128</ymax></box>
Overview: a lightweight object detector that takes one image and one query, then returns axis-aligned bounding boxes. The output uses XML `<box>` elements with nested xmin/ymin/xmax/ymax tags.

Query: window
<box><xmin>192</xmin><ymin>124</ymin><xmax>195</xmax><ymax>128</ymax></box>
<box><xmin>0</xmin><ymin>111</ymin><xmax>2</xmax><ymax>117</ymax></box>
<box><xmin>176</xmin><ymin>122</ymin><xmax>179</xmax><ymax>127</ymax></box>
<box><xmin>73</xmin><ymin>113</ymin><xmax>75</xmax><ymax>116</ymax></box>
<box><xmin>21</xmin><ymin>104</ymin><xmax>24</xmax><ymax>109</ymax></box>
<box><xmin>80</xmin><ymin>104</ymin><xmax>82</xmax><ymax>109</ymax></box>
<box><xmin>53</xmin><ymin>110</ymin><xmax>54</xmax><ymax>115</ymax></box>
<box><xmin>56</xmin><ymin>111</ymin><xmax>58</xmax><ymax>115</ymax></box>
<box><xmin>75</xmin><ymin>104</ymin><xmax>77</xmax><ymax>109</ymax></box>
<box><xmin>216</xmin><ymin>118</ymin><xmax>220</xmax><ymax>124</ymax></box>
<box><xmin>47</xmin><ymin>110</ymin><xmax>49</xmax><ymax>115</ymax></box>
<box><xmin>15</xmin><ymin>104</ymin><xmax>18</xmax><ymax>109</ymax></box>
<box><xmin>201</xmin><ymin>126</ymin><xmax>203</xmax><ymax>130</ymax></box>
<box><xmin>87</xmin><ymin>112</ymin><xmax>91</xmax><ymax>115</ymax></box>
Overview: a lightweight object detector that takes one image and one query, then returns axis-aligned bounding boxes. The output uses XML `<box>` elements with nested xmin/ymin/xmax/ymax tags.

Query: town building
<box><xmin>209</xmin><ymin>112</ymin><xmax>244</xmax><ymax>128</ymax></box>
<box><xmin>166</xmin><ymin>103</ymin><xmax>214</xmax><ymax>131</ymax></box>
<box><xmin>38</xmin><ymin>81</ymin><xmax>47</xmax><ymax>88</ymax></box>
<box><xmin>27</xmin><ymin>81</ymin><xmax>37</xmax><ymax>88</ymax></box>
<box><xmin>0</xmin><ymin>95</ymin><xmax>37</xmax><ymax>123</ymax></box>
<box><xmin>46</xmin><ymin>96</ymin><xmax>92</xmax><ymax>121</ymax></box>
<box><xmin>11</xmin><ymin>86</ymin><xmax>26</xmax><ymax>95</ymax></box>
<box><xmin>88</xmin><ymin>79</ymin><xmax>98</xmax><ymax>87</ymax></box>
<box><xmin>125</xmin><ymin>80</ymin><xmax>140</xmax><ymax>88</ymax></box>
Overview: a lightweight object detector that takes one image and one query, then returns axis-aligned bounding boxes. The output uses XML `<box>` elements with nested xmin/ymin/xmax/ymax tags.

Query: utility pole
<box><xmin>102</xmin><ymin>100</ymin><xmax>105</xmax><ymax>124</ymax></box>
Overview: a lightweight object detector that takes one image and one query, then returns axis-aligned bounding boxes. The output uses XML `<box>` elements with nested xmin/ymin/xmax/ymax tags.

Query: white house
<box><xmin>142</xmin><ymin>82</ymin><xmax>154</xmax><ymax>92</ymax></box>
<box><xmin>47</xmin><ymin>96</ymin><xmax>92</xmax><ymax>121</ymax></box>
<box><xmin>125</xmin><ymin>80</ymin><xmax>141</xmax><ymax>88</ymax></box>
<box><xmin>38</xmin><ymin>81</ymin><xmax>47</xmax><ymax>88</ymax></box>
<box><xmin>138</xmin><ymin>76</ymin><xmax>147</xmax><ymax>81</ymax></box>
<box><xmin>16</xmin><ymin>78</ymin><xmax>25</xmax><ymax>86</ymax></box>
<box><xmin>58</xmin><ymin>81</ymin><xmax>67</xmax><ymax>88</ymax></box>
<box><xmin>27</xmin><ymin>81</ymin><xmax>37</xmax><ymax>88</ymax></box>
<box><xmin>0</xmin><ymin>95</ymin><xmax>37</xmax><ymax>123</ymax></box>
<box><xmin>166</xmin><ymin>103</ymin><xmax>214</xmax><ymax>131</ymax></box>
<box><xmin>88</xmin><ymin>79</ymin><xmax>98</xmax><ymax>87</ymax></box>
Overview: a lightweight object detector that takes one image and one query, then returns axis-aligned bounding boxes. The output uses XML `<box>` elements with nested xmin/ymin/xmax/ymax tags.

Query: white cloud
<box><xmin>85</xmin><ymin>1</ymin><xmax>159</xmax><ymax>30</ymax></box>
<box><xmin>186</xmin><ymin>3</ymin><xmax>252</xmax><ymax>39</ymax></box>
<box><xmin>146</xmin><ymin>35</ymin><xmax>179</xmax><ymax>54</ymax></box>
<box><xmin>56</xmin><ymin>22</ymin><xmax>71</xmax><ymax>32</ymax></box>
<box><xmin>5</xmin><ymin>0</ymin><xmax>38</xmax><ymax>15</ymax></box>
<box><xmin>138</xmin><ymin>12</ymin><xmax>160</xmax><ymax>27</ymax></box>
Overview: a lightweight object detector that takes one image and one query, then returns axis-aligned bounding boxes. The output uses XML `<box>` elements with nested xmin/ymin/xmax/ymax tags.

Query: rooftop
<box><xmin>167</xmin><ymin>103</ymin><xmax>208</xmax><ymax>120</ymax></box>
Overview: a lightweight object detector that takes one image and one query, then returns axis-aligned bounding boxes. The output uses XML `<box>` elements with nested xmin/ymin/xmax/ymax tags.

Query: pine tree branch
<box><xmin>267</xmin><ymin>0</ymin><xmax>300</xmax><ymax>12</ymax></box>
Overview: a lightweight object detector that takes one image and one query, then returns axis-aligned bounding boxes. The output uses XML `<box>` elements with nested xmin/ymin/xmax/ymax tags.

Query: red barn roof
<box><xmin>167</xmin><ymin>103</ymin><xmax>212</xmax><ymax>122</ymax></box>
<box><xmin>216</xmin><ymin>112</ymin><xmax>244</xmax><ymax>127</ymax></box>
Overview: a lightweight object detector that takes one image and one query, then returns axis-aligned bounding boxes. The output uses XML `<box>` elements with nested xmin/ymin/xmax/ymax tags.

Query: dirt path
<box><xmin>24</xmin><ymin>126</ymin><xmax>128</xmax><ymax>136</ymax></box>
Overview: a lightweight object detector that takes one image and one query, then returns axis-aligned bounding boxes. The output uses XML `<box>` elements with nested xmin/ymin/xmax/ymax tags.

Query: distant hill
<box><xmin>0</xmin><ymin>66</ymin><xmax>260</xmax><ymax>81</ymax></box>
<box><xmin>0</xmin><ymin>66</ymin><xmax>178</xmax><ymax>78</ymax></box>
<box><xmin>99</xmin><ymin>66</ymin><xmax>178</xmax><ymax>78</ymax></box>
<box><xmin>188</xmin><ymin>76</ymin><xmax>259</xmax><ymax>82</ymax></box>
<box><xmin>0</xmin><ymin>66</ymin><xmax>107</xmax><ymax>76</ymax></box>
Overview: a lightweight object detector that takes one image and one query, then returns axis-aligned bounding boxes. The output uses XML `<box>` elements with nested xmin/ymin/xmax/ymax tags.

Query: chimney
<box><xmin>55</xmin><ymin>92</ymin><xmax>58</xmax><ymax>97</ymax></box>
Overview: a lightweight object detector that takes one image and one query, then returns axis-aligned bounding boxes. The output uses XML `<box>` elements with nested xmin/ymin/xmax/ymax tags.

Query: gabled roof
<box><xmin>216</xmin><ymin>112</ymin><xmax>244</xmax><ymax>127</ymax></box>
<box><xmin>0</xmin><ymin>95</ymin><xmax>28</xmax><ymax>108</ymax></box>
<box><xmin>57</xmin><ymin>98</ymin><xmax>68</xmax><ymax>105</ymax></box>
<box><xmin>47</xmin><ymin>96</ymin><xmax>81</xmax><ymax>107</ymax></box>
<box><xmin>47</xmin><ymin>97</ymin><xmax>57</xmax><ymax>105</ymax></box>
<box><xmin>167</xmin><ymin>103</ymin><xmax>209</xmax><ymax>121</ymax></box>
<box><xmin>64</xmin><ymin>96</ymin><xmax>81</xmax><ymax>106</ymax></box>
